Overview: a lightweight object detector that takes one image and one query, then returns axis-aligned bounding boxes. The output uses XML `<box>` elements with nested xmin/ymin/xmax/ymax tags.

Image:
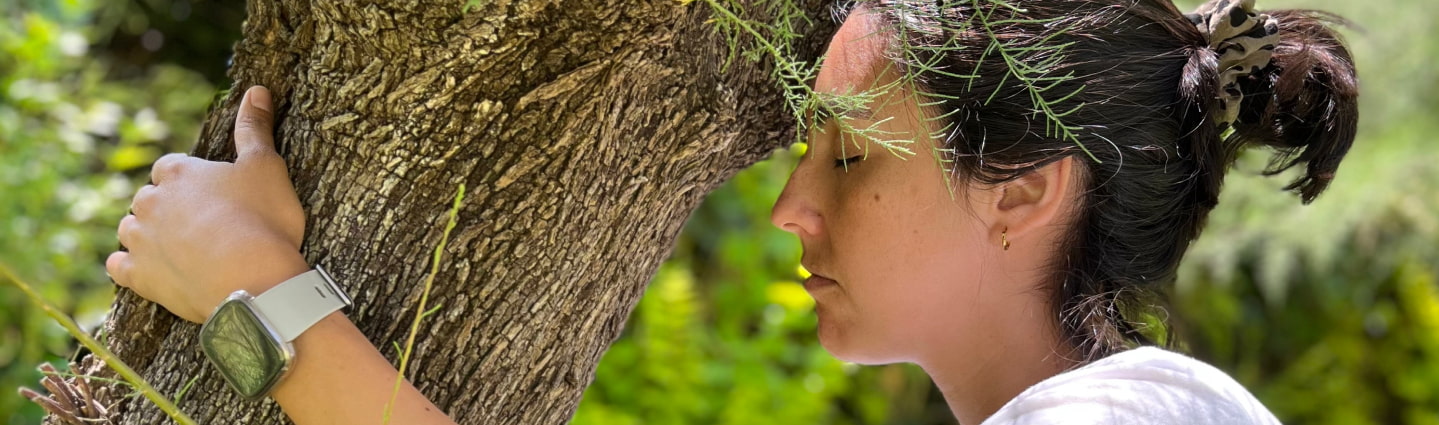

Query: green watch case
<box><xmin>198</xmin><ymin>292</ymin><xmax>294</xmax><ymax>400</ymax></box>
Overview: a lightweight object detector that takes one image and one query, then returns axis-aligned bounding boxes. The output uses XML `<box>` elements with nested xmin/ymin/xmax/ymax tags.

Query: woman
<box><xmin>106</xmin><ymin>0</ymin><xmax>1357</xmax><ymax>423</ymax></box>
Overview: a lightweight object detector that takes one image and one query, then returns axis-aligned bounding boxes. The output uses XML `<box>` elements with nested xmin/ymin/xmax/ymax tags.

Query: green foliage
<box><xmin>1175</xmin><ymin>257</ymin><xmax>1439</xmax><ymax>424</ymax></box>
<box><xmin>0</xmin><ymin>0</ymin><xmax>215</xmax><ymax>422</ymax></box>
<box><xmin>966</xmin><ymin>0</ymin><xmax>1094</xmax><ymax>161</ymax></box>
<box><xmin>462</xmin><ymin>0</ymin><xmax>486</xmax><ymax>13</ymax></box>
<box><xmin>695</xmin><ymin>0</ymin><xmax>916</xmax><ymax>159</ymax></box>
<box><xmin>696</xmin><ymin>0</ymin><xmax>1104</xmax><ymax>164</ymax></box>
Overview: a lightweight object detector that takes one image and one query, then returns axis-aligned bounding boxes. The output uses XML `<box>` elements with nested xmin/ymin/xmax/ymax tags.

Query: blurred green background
<box><xmin>1</xmin><ymin>0</ymin><xmax>1435</xmax><ymax>424</ymax></box>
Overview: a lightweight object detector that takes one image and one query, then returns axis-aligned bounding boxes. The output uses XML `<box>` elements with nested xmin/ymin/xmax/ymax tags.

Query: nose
<box><xmin>770</xmin><ymin>160</ymin><xmax>823</xmax><ymax>237</ymax></box>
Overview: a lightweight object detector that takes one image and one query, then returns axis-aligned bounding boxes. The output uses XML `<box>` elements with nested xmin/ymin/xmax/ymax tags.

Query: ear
<box><xmin>994</xmin><ymin>156</ymin><xmax>1079</xmax><ymax>240</ymax></box>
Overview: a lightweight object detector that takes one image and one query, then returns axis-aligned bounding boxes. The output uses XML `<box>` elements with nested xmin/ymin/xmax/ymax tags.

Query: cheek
<box><xmin>830</xmin><ymin>182</ymin><xmax>990</xmax><ymax>333</ymax></box>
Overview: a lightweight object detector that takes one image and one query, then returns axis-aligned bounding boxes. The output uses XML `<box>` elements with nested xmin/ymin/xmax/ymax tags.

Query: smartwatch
<box><xmin>198</xmin><ymin>266</ymin><xmax>352</xmax><ymax>399</ymax></box>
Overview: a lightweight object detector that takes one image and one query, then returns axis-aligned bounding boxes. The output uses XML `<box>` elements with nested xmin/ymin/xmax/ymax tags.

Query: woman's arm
<box><xmin>105</xmin><ymin>86</ymin><xmax>457</xmax><ymax>425</ymax></box>
<box><xmin>273</xmin><ymin>309</ymin><xmax>457</xmax><ymax>425</ymax></box>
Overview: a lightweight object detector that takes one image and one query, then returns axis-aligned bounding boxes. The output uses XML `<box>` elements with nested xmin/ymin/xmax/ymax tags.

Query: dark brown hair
<box><xmin>866</xmin><ymin>0</ymin><xmax>1359</xmax><ymax>362</ymax></box>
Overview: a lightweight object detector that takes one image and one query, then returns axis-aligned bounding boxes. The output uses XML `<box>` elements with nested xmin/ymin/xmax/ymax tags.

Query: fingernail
<box><xmin>246</xmin><ymin>86</ymin><xmax>272</xmax><ymax>113</ymax></box>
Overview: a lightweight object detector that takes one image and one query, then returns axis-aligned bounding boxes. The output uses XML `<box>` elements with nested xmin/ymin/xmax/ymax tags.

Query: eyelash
<box><xmin>834</xmin><ymin>155</ymin><xmax>863</xmax><ymax>168</ymax></box>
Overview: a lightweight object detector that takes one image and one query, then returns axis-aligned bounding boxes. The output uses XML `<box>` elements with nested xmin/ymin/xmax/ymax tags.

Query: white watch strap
<box><xmin>251</xmin><ymin>266</ymin><xmax>352</xmax><ymax>342</ymax></box>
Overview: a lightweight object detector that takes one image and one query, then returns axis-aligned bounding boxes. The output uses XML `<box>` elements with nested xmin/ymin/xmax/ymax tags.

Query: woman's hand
<box><xmin>107</xmin><ymin>86</ymin><xmax>310</xmax><ymax>323</ymax></box>
<box><xmin>103</xmin><ymin>87</ymin><xmax>457</xmax><ymax>424</ymax></box>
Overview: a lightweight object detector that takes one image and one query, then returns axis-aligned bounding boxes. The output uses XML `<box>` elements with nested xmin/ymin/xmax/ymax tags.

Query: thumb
<box><xmin>234</xmin><ymin>85</ymin><xmax>279</xmax><ymax>164</ymax></box>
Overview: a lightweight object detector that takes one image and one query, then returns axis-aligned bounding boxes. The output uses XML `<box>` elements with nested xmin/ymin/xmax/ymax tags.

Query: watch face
<box><xmin>199</xmin><ymin>298</ymin><xmax>290</xmax><ymax>399</ymax></box>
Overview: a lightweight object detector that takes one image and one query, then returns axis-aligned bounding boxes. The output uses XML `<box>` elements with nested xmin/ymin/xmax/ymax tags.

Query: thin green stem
<box><xmin>971</xmin><ymin>0</ymin><xmax>1099</xmax><ymax>162</ymax></box>
<box><xmin>382</xmin><ymin>183</ymin><xmax>466</xmax><ymax>424</ymax></box>
<box><xmin>698</xmin><ymin>0</ymin><xmax>915</xmax><ymax>159</ymax></box>
<box><xmin>173</xmin><ymin>374</ymin><xmax>202</xmax><ymax>405</ymax></box>
<box><xmin>0</xmin><ymin>263</ymin><xmax>198</xmax><ymax>425</ymax></box>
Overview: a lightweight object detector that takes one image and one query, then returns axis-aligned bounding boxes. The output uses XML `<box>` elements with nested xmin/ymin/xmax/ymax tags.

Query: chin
<box><xmin>815</xmin><ymin>308</ymin><xmax>905</xmax><ymax>365</ymax></box>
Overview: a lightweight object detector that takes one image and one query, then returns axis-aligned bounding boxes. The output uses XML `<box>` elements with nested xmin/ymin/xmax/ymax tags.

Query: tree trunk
<box><xmin>71</xmin><ymin>1</ymin><xmax>836</xmax><ymax>424</ymax></box>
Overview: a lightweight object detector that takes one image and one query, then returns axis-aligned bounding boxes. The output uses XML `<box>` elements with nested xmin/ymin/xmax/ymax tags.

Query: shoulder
<box><xmin>981</xmin><ymin>347</ymin><xmax>1280</xmax><ymax>425</ymax></box>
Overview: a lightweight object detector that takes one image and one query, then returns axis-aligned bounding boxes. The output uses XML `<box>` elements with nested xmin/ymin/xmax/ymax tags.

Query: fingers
<box><xmin>129</xmin><ymin>185</ymin><xmax>157</xmax><ymax>216</ymax></box>
<box><xmin>150</xmin><ymin>154</ymin><xmax>189</xmax><ymax>185</ymax></box>
<box><xmin>151</xmin><ymin>86</ymin><xmax>282</xmax><ymax>186</ymax></box>
<box><xmin>105</xmin><ymin>251</ymin><xmax>133</xmax><ymax>288</ymax></box>
<box><xmin>113</xmin><ymin>215</ymin><xmax>142</xmax><ymax>290</ymax></box>
<box><xmin>117</xmin><ymin>214</ymin><xmax>139</xmax><ymax>250</ymax></box>
<box><xmin>234</xmin><ymin>86</ymin><xmax>283</xmax><ymax>167</ymax></box>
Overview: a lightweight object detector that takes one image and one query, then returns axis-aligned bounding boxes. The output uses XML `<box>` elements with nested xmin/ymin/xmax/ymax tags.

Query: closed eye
<box><xmin>834</xmin><ymin>155</ymin><xmax>863</xmax><ymax>169</ymax></box>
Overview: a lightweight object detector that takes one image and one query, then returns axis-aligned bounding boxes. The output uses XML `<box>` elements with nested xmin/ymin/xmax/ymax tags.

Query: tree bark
<box><xmin>71</xmin><ymin>0</ymin><xmax>836</xmax><ymax>424</ymax></box>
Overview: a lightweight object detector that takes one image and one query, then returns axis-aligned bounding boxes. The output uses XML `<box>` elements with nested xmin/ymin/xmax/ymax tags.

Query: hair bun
<box><xmin>1186</xmin><ymin>0</ymin><xmax>1282</xmax><ymax>129</ymax></box>
<box><xmin>1227</xmin><ymin>9</ymin><xmax>1359</xmax><ymax>204</ymax></box>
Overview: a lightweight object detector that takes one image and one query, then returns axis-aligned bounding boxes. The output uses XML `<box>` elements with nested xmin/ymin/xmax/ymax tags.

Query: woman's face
<box><xmin>771</xmin><ymin>10</ymin><xmax>1021</xmax><ymax>364</ymax></box>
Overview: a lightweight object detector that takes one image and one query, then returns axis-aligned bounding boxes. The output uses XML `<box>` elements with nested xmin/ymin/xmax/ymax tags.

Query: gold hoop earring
<box><xmin>1001</xmin><ymin>227</ymin><xmax>1011</xmax><ymax>251</ymax></box>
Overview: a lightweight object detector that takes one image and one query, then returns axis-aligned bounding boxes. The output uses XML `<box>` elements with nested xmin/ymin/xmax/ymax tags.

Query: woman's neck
<box><xmin>916</xmin><ymin>314</ymin><xmax>1074</xmax><ymax>425</ymax></box>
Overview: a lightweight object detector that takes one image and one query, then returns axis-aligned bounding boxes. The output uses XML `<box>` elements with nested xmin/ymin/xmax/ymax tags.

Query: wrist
<box><xmin>241</xmin><ymin>251</ymin><xmax>310</xmax><ymax>294</ymax></box>
<box><xmin>270</xmin><ymin>310</ymin><xmax>353</xmax><ymax>399</ymax></box>
<box><xmin>199</xmin><ymin>265</ymin><xmax>353</xmax><ymax>399</ymax></box>
<box><xmin>197</xmin><ymin>249</ymin><xmax>309</xmax><ymax>323</ymax></box>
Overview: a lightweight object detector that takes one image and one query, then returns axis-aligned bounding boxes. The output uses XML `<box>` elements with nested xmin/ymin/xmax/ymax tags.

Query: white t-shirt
<box><xmin>981</xmin><ymin>347</ymin><xmax>1280</xmax><ymax>425</ymax></box>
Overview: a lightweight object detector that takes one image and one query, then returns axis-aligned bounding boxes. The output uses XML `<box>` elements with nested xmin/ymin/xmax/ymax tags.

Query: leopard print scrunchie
<box><xmin>1185</xmin><ymin>0</ymin><xmax>1281</xmax><ymax>129</ymax></box>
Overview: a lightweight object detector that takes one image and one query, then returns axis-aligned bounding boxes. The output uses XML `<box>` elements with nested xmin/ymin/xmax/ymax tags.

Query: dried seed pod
<box><xmin>20</xmin><ymin>386</ymin><xmax>81</xmax><ymax>424</ymax></box>
<box><xmin>24</xmin><ymin>362</ymin><xmax>117</xmax><ymax>425</ymax></box>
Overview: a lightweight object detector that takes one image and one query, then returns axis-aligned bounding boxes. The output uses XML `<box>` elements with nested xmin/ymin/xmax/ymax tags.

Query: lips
<box><xmin>801</xmin><ymin>258</ymin><xmax>839</xmax><ymax>292</ymax></box>
<box><xmin>802</xmin><ymin>274</ymin><xmax>839</xmax><ymax>292</ymax></box>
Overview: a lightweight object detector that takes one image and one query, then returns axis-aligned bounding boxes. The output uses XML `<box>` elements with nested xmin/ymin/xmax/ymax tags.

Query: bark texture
<box><xmin>71</xmin><ymin>0</ymin><xmax>837</xmax><ymax>424</ymax></box>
